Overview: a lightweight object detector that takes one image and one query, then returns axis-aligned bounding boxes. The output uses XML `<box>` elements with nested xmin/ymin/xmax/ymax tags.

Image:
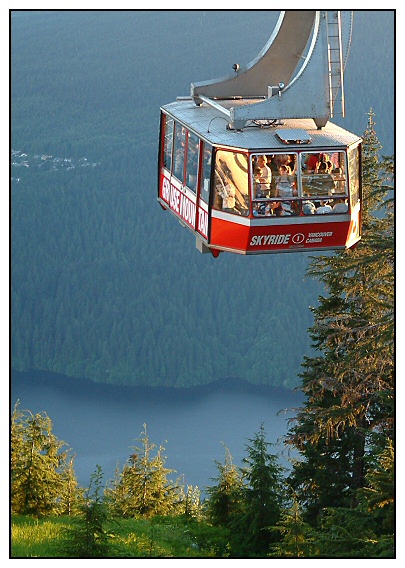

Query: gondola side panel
<box><xmin>159</xmin><ymin>170</ymin><xmax>197</xmax><ymax>231</ymax></box>
<box><xmin>210</xmin><ymin>215</ymin><xmax>359</xmax><ymax>254</ymax></box>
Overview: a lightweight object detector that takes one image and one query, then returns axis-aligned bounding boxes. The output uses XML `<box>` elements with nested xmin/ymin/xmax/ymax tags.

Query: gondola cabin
<box><xmin>158</xmin><ymin>98</ymin><xmax>362</xmax><ymax>256</ymax></box>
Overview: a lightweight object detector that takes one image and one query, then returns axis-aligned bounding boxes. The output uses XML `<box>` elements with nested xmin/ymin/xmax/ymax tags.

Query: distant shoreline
<box><xmin>11</xmin><ymin>368</ymin><xmax>303</xmax><ymax>404</ymax></box>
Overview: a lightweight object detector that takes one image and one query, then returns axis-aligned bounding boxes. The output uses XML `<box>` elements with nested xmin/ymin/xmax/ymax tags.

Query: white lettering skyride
<box><xmin>162</xmin><ymin>176</ymin><xmax>196</xmax><ymax>228</ymax></box>
<box><xmin>250</xmin><ymin>234</ymin><xmax>291</xmax><ymax>246</ymax></box>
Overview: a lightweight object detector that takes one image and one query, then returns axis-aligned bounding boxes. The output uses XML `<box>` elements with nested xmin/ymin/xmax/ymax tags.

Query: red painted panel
<box><xmin>211</xmin><ymin>216</ymin><xmax>357</xmax><ymax>253</ymax></box>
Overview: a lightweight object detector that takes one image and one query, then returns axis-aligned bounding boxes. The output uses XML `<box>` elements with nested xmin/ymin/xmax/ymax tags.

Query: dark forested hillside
<box><xmin>11</xmin><ymin>10</ymin><xmax>394</xmax><ymax>388</ymax></box>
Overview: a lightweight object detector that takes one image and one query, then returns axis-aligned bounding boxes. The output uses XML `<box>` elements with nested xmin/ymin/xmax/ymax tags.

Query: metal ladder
<box><xmin>326</xmin><ymin>11</ymin><xmax>345</xmax><ymax>117</ymax></box>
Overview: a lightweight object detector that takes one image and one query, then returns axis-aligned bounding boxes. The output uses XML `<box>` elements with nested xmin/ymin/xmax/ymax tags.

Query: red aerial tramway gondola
<box><xmin>157</xmin><ymin>10</ymin><xmax>362</xmax><ymax>256</ymax></box>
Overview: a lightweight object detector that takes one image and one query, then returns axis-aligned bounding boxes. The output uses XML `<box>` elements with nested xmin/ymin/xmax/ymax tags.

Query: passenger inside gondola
<box><xmin>252</xmin><ymin>167</ymin><xmax>269</xmax><ymax>215</ymax></box>
<box><xmin>254</xmin><ymin>167</ymin><xmax>271</xmax><ymax>198</ymax></box>
<box><xmin>304</xmin><ymin>153</ymin><xmax>319</xmax><ymax>173</ymax></box>
<box><xmin>316</xmin><ymin>200</ymin><xmax>333</xmax><ymax>214</ymax></box>
<box><xmin>274</xmin><ymin>164</ymin><xmax>297</xmax><ymax>196</ymax></box>
<box><xmin>273</xmin><ymin>153</ymin><xmax>296</xmax><ymax>173</ymax></box>
<box><xmin>332</xmin><ymin>198</ymin><xmax>348</xmax><ymax>213</ymax></box>
<box><xmin>274</xmin><ymin>164</ymin><xmax>299</xmax><ymax>216</ymax></box>
<box><xmin>302</xmin><ymin>200</ymin><xmax>316</xmax><ymax>215</ymax></box>
<box><xmin>255</xmin><ymin>155</ymin><xmax>272</xmax><ymax>186</ymax></box>
<box><xmin>314</xmin><ymin>154</ymin><xmax>333</xmax><ymax>173</ymax></box>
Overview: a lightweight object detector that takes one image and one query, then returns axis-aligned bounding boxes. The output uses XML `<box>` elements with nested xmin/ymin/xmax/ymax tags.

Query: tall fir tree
<box><xmin>233</xmin><ymin>425</ymin><xmax>286</xmax><ymax>556</ymax></box>
<box><xmin>286</xmin><ymin>111</ymin><xmax>394</xmax><ymax>526</ymax></box>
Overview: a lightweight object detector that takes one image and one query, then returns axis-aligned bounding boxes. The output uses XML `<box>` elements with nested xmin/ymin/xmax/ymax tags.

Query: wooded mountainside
<box><xmin>11</xmin><ymin>10</ymin><xmax>394</xmax><ymax>388</ymax></box>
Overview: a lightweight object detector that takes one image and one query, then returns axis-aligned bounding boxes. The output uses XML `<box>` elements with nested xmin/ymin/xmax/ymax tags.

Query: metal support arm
<box><xmin>191</xmin><ymin>10</ymin><xmax>353</xmax><ymax>129</ymax></box>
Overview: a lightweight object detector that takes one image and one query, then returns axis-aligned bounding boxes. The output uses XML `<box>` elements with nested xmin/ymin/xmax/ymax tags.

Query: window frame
<box><xmin>161</xmin><ymin>113</ymin><xmax>174</xmax><ymax>172</ymax></box>
<box><xmin>213</xmin><ymin>148</ymin><xmax>250</xmax><ymax>217</ymax></box>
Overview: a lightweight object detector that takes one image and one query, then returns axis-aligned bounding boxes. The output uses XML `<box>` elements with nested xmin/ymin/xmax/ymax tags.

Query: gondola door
<box><xmin>196</xmin><ymin>142</ymin><xmax>212</xmax><ymax>243</ymax></box>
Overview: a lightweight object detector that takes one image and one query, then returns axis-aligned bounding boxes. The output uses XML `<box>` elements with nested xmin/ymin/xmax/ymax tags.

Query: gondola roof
<box><xmin>161</xmin><ymin>98</ymin><xmax>362</xmax><ymax>151</ymax></box>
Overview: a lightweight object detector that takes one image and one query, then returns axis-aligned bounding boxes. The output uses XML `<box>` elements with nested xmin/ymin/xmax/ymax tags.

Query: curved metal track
<box><xmin>191</xmin><ymin>11</ymin><xmax>353</xmax><ymax>129</ymax></box>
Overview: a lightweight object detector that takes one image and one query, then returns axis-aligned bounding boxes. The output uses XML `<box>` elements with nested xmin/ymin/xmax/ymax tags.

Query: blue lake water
<box><xmin>11</xmin><ymin>371</ymin><xmax>303</xmax><ymax>494</ymax></box>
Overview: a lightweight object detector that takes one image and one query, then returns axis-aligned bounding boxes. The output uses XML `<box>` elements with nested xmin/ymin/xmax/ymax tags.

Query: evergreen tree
<box><xmin>58</xmin><ymin>465</ymin><xmax>116</xmax><ymax>558</ymax></box>
<box><xmin>269</xmin><ymin>496</ymin><xmax>315</xmax><ymax>558</ymax></box>
<box><xmin>286</xmin><ymin>111</ymin><xmax>394</xmax><ymax>525</ymax></box>
<box><xmin>234</xmin><ymin>425</ymin><xmax>286</xmax><ymax>556</ymax></box>
<box><xmin>11</xmin><ymin>401</ymin><xmax>78</xmax><ymax>516</ymax></box>
<box><xmin>205</xmin><ymin>444</ymin><xmax>244</xmax><ymax>528</ymax></box>
<box><xmin>105</xmin><ymin>424</ymin><xmax>180</xmax><ymax>518</ymax></box>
